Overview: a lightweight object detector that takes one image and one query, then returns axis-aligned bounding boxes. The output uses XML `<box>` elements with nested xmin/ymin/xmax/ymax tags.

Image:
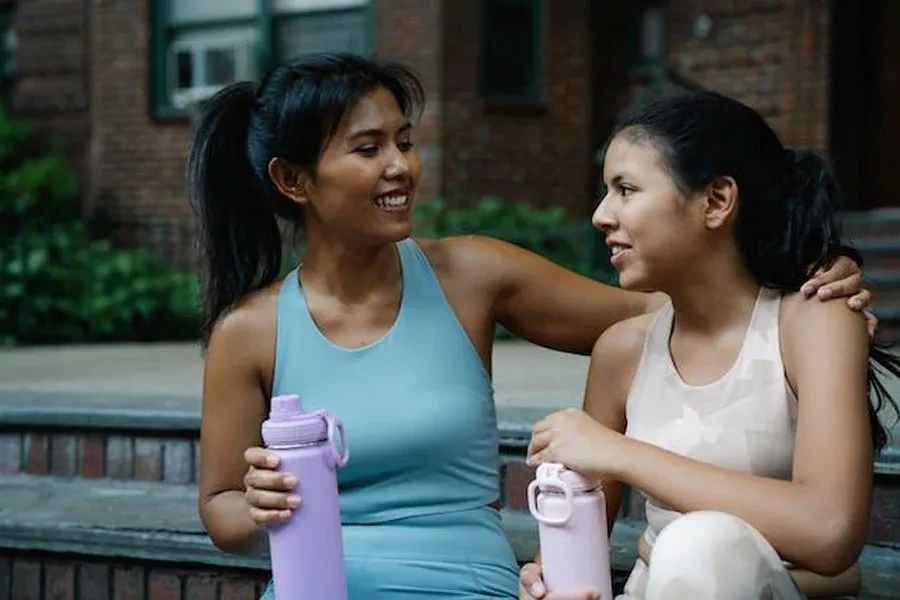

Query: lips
<box><xmin>606</xmin><ymin>241</ymin><xmax>632</xmax><ymax>269</ymax></box>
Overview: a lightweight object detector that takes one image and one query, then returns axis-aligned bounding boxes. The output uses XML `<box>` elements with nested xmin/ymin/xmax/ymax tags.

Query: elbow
<box><xmin>804</xmin><ymin>517</ymin><xmax>865</xmax><ymax>576</ymax></box>
<box><xmin>199</xmin><ymin>492</ymin><xmax>262</xmax><ymax>556</ymax></box>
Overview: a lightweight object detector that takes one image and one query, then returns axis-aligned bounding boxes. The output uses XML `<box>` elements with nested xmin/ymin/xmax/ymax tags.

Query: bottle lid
<box><xmin>261</xmin><ymin>395</ymin><xmax>327</xmax><ymax>447</ymax></box>
<box><xmin>535</xmin><ymin>462</ymin><xmax>598</xmax><ymax>493</ymax></box>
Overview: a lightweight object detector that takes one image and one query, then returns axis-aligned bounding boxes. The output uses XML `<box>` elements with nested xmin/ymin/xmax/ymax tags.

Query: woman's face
<box><xmin>305</xmin><ymin>86</ymin><xmax>421</xmax><ymax>247</ymax></box>
<box><xmin>592</xmin><ymin>133</ymin><xmax>706</xmax><ymax>292</ymax></box>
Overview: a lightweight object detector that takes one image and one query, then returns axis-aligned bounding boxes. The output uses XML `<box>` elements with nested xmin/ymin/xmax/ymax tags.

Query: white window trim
<box><xmin>168</xmin><ymin>28</ymin><xmax>257</xmax><ymax>109</ymax></box>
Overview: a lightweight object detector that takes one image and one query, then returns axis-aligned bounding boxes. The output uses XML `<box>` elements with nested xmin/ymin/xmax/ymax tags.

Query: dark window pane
<box><xmin>175</xmin><ymin>50</ymin><xmax>193</xmax><ymax>89</ymax></box>
<box><xmin>205</xmin><ymin>48</ymin><xmax>236</xmax><ymax>86</ymax></box>
<box><xmin>482</xmin><ymin>0</ymin><xmax>539</xmax><ymax>99</ymax></box>
<box><xmin>275</xmin><ymin>9</ymin><xmax>368</xmax><ymax>62</ymax></box>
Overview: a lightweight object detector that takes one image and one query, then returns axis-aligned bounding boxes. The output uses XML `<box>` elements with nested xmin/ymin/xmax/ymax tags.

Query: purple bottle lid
<box><xmin>262</xmin><ymin>395</ymin><xmax>328</xmax><ymax>447</ymax></box>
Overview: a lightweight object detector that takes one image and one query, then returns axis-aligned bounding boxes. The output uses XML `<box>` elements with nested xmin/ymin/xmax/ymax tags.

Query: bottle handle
<box><xmin>527</xmin><ymin>477</ymin><xmax>573</xmax><ymax>525</ymax></box>
<box><xmin>325</xmin><ymin>415</ymin><xmax>349</xmax><ymax>468</ymax></box>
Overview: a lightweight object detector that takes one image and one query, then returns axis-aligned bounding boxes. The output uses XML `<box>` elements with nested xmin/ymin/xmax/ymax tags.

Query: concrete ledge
<box><xmin>0</xmin><ymin>474</ymin><xmax>641</xmax><ymax>571</ymax></box>
<box><xmin>1</xmin><ymin>475</ymin><xmax>898</xmax><ymax>598</ymax></box>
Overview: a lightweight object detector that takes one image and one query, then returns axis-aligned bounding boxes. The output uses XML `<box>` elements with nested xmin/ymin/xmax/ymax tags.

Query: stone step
<box><xmin>0</xmin><ymin>475</ymin><xmax>898</xmax><ymax>599</ymax></box>
<box><xmin>842</xmin><ymin>210</ymin><xmax>900</xmax><ymax>240</ymax></box>
<box><xmin>855</xmin><ymin>239</ymin><xmax>900</xmax><ymax>271</ymax></box>
<box><xmin>2</xmin><ymin>394</ymin><xmax>900</xmax><ymax>545</ymax></box>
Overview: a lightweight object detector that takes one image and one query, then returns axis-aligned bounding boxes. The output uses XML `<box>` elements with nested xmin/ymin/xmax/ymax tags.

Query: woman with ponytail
<box><xmin>190</xmin><ymin>54</ymin><xmax>872</xmax><ymax>599</ymax></box>
<box><xmin>521</xmin><ymin>91</ymin><xmax>899</xmax><ymax>600</ymax></box>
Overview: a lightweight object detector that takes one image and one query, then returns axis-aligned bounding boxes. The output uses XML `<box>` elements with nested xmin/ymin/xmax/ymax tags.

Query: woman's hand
<box><xmin>518</xmin><ymin>563</ymin><xmax>598</xmax><ymax>600</ymax></box>
<box><xmin>800</xmin><ymin>256</ymin><xmax>878</xmax><ymax>337</ymax></box>
<box><xmin>243</xmin><ymin>446</ymin><xmax>301</xmax><ymax>526</ymax></box>
<box><xmin>526</xmin><ymin>408</ymin><xmax>630</xmax><ymax>480</ymax></box>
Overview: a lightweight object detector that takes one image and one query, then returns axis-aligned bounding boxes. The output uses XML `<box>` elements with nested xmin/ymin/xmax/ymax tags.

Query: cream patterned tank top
<box><xmin>624</xmin><ymin>287</ymin><xmax>798</xmax><ymax>543</ymax></box>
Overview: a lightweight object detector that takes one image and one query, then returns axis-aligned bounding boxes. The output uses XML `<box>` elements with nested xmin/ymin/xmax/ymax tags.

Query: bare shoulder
<box><xmin>779</xmin><ymin>291</ymin><xmax>868</xmax><ymax>389</ymax></box>
<box><xmin>780</xmin><ymin>291</ymin><xmax>867</xmax><ymax>339</ymax></box>
<box><xmin>593</xmin><ymin>311</ymin><xmax>656</xmax><ymax>367</ymax></box>
<box><xmin>415</xmin><ymin>234</ymin><xmax>510</xmax><ymax>277</ymax></box>
<box><xmin>206</xmin><ymin>281</ymin><xmax>281</xmax><ymax>377</ymax></box>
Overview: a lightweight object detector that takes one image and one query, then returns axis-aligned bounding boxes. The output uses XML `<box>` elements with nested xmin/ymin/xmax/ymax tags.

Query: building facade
<box><xmin>7</xmin><ymin>0</ymin><xmax>900</xmax><ymax>268</ymax></box>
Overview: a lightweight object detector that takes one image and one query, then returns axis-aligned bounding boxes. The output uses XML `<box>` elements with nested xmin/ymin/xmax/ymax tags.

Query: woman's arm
<box><xmin>442</xmin><ymin>236</ymin><xmax>872</xmax><ymax>355</ymax></box>
<box><xmin>519</xmin><ymin>316</ymin><xmax>649</xmax><ymax>599</ymax></box>
<box><xmin>198</xmin><ymin>293</ymin><xmax>287</xmax><ymax>555</ymax></box>
<box><xmin>529</xmin><ymin>297</ymin><xmax>873</xmax><ymax>576</ymax></box>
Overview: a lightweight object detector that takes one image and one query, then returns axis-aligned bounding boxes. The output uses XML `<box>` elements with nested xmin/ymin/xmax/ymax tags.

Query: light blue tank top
<box><xmin>272</xmin><ymin>238</ymin><xmax>500</xmax><ymax>525</ymax></box>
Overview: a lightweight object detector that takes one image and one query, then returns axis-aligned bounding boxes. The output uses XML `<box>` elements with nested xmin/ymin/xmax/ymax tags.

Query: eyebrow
<box><xmin>348</xmin><ymin>121</ymin><xmax>412</xmax><ymax>142</ymax></box>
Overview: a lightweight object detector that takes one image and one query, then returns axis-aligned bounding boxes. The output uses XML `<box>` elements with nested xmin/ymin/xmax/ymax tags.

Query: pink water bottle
<box><xmin>527</xmin><ymin>462</ymin><xmax>613</xmax><ymax>599</ymax></box>
<box><xmin>261</xmin><ymin>394</ymin><xmax>350</xmax><ymax>600</ymax></box>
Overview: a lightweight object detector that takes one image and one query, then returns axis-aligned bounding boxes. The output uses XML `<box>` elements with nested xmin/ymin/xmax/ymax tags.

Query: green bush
<box><xmin>414</xmin><ymin>197</ymin><xmax>616</xmax><ymax>284</ymax></box>
<box><xmin>0</xmin><ymin>109</ymin><xmax>199</xmax><ymax>345</ymax></box>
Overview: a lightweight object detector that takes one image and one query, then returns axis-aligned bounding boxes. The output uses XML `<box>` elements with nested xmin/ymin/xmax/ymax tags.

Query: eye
<box><xmin>619</xmin><ymin>184</ymin><xmax>636</xmax><ymax>197</ymax></box>
<box><xmin>355</xmin><ymin>145</ymin><xmax>379</xmax><ymax>157</ymax></box>
<box><xmin>398</xmin><ymin>139</ymin><xmax>415</xmax><ymax>152</ymax></box>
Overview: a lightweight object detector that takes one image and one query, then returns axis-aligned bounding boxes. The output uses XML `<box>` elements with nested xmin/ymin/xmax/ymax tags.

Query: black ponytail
<box><xmin>187</xmin><ymin>53</ymin><xmax>424</xmax><ymax>343</ymax></box>
<box><xmin>612</xmin><ymin>91</ymin><xmax>899</xmax><ymax>451</ymax></box>
<box><xmin>188</xmin><ymin>82</ymin><xmax>287</xmax><ymax>342</ymax></box>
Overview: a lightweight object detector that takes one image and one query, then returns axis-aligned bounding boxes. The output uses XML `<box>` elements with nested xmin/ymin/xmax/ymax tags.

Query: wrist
<box><xmin>612</xmin><ymin>433</ymin><xmax>637</xmax><ymax>481</ymax></box>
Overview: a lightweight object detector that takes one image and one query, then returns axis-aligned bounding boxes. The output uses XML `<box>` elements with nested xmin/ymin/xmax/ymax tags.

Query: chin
<box><xmin>616</xmin><ymin>270</ymin><xmax>654</xmax><ymax>292</ymax></box>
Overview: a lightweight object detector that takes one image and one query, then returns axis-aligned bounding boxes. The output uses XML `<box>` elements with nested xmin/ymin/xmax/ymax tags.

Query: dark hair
<box><xmin>187</xmin><ymin>52</ymin><xmax>424</xmax><ymax>343</ymax></box>
<box><xmin>608</xmin><ymin>91</ymin><xmax>898</xmax><ymax>451</ymax></box>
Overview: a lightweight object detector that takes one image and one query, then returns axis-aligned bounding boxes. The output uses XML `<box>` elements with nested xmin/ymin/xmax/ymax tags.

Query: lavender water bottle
<box><xmin>261</xmin><ymin>394</ymin><xmax>350</xmax><ymax>599</ymax></box>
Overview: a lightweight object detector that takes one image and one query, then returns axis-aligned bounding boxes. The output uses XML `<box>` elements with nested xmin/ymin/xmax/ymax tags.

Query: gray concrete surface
<box><xmin>0</xmin><ymin>340</ymin><xmax>590</xmax><ymax>410</ymax></box>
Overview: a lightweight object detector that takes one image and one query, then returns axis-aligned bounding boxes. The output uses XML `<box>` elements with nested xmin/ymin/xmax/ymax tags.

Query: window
<box><xmin>480</xmin><ymin>0</ymin><xmax>544</xmax><ymax>105</ymax></box>
<box><xmin>627</xmin><ymin>1</ymin><xmax>667</xmax><ymax>76</ymax></box>
<box><xmin>153</xmin><ymin>0</ymin><xmax>372</xmax><ymax>118</ymax></box>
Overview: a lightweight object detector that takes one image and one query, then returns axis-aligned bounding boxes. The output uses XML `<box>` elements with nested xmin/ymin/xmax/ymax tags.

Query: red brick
<box><xmin>25</xmin><ymin>433</ymin><xmax>50</xmax><ymax>475</ymax></box>
<box><xmin>106</xmin><ymin>436</ymin><xmax>134</xmax><ymax>479</ymax></box>
<box><xmin>79</xmin><ymin>435</ymin><xmax>106</xmax><ymax>478</ymax></box>
<box><xmin>147</xmin><ymin>571</ymin><xmax>181</xmax><ymax>600</ymax></box>
<box><xmin>163</xmin><ymin>439</ymin><xmax>193</xmax><ymax>484</ymax></box>
<box><xmin>11</xmin><ymin>559</ymin><xmax>41</xmax><ymax>600</ymax></box>
<box><xmin>184</xmin><ymin>574</ymin><xmax>218</xmax><ymax>600</ymax></box>
<box><xmin>220</xmin><ymin>579</ymin><xmax>256</xmax><ymax>600</ymax></box>
<box><xmin>44</xmin><ymin>561</ymin><xmax>75</xmax><ymax>600</ymax></box>
<box><xmin>113</xmin><ymin>566</ymin><xmax>145</xmax><ymax>600</ymax></box>
<box><xmin>502</xmin><ymin>460</ymin><xmax>536</xmax><ymax>511</ymax></box>
<box><xmin>133</xmin><ymin>438</ymin><xmax>163</xmax><ymax>481</ymax></box>
<box><xmin>0</xmin><ymin>434</ymin><xmax>22</xmax><ymax>474</ymax></box>
<box><xmin>50</xmin><ymin>434</ymin><xmax>78</xmax><ymax>477</ymax></box>
<box><xmin>78</xmin><ymin>563</ymin><xmax>110</xmax><ymax>600</ymax></box>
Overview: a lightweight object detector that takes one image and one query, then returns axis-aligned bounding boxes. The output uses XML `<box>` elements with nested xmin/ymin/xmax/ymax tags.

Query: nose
<box><xmin>384</xmin><ymin>144</ymin><xmax>410</xmax><ymax>180</ymax></box>
<box><xmin>591</xmin><ymin>193</ymin><xmax>617</xmax><ymax>232</ymax></box>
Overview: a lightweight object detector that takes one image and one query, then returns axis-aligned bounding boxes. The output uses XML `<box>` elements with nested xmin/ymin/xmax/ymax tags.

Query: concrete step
<box><xmin>842</xmin><ymin>210</ymin><xmax>900</xmax><ymax>240</ymax></box>
<box><xmin>0</xmin><ymin>475</ymin><xmax>898</xmax><ymax>599</ymax></box>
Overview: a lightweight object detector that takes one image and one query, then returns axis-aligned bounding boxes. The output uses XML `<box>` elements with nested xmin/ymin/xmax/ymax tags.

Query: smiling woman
<box><xmin>186</xmin><ymin>54</ymin><xmax>876</xmax><ymax>600</ymax></box>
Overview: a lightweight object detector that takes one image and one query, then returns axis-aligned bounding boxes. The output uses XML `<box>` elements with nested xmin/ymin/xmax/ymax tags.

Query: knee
<box><xmin>646</xmin><ymin>511</ymin><xmax>779</xmax><ymax>599</ymax></box>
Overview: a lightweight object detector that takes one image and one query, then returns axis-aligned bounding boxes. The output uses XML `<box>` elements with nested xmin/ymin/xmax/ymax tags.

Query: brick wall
<box><xmin>12</xmin><ymin>0</ymin><xmax>91</xmax><ymax>187</ymax></box>
<box><xmin>665</xmin><ymin>0</ymin><xmax>830</xmax><ymax>151</ymax></box>
<box><xmin>0</xmin><ymin>431</ymin><xmax>200</xmax><ymax>484</ymax></box>
<box><xmin>89</xmin><ymin>0</ymin><xmax>192</xmax><ymax>224</ymax></box>
<box><xmin>2</xmin><ymin>552</ymin><xmax>269</xmax><ymax>600</ymax></box>
<box><xmin>8</xmin><ymin>1</ymin><xmax>853</xmax><ymax>262</ymax></box>
<box><xmin>440</xmin><ymin>0</ymin><xmax>595</xmax><ymax>215</ymax></box>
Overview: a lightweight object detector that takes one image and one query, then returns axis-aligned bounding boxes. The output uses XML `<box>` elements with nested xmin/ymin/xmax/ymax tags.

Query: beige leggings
<box><xmin>616</xmin><ymin>511</ymin><xmax>858</xmax><ymax>600</ymax></box>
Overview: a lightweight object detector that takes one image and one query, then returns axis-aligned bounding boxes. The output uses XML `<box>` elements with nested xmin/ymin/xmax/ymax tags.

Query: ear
<box><xmin>268</xmin><ymin>157</ymin><xmax>310</xmax><ymax>206</ymax></box>
<box><xmin>703</xmin><ymin>175</ymin><xmax>739</xmax><ymax>230</ymax></box>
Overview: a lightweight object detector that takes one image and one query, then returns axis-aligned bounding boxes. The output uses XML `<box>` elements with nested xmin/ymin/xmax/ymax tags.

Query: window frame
<box><xmin>150</xmin><ymin>0</ymin><xmax>374</xmax><ymax>122</ymax></box>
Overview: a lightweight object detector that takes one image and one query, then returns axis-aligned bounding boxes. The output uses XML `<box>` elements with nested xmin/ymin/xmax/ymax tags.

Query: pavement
<box><xmin>0</xmin><ymin>340</ymin><xmax>590</xmax><ymax>411</ymax></box>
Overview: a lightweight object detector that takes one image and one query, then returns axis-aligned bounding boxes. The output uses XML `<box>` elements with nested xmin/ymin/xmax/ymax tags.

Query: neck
<box><xmin>665</xmin><ymin>247</ymin><xmax>761</xmax><ymax>335</ymax></box>
<box><xmin>301</xmin><ymin>226</ymin><xmax>401</xmax><ymax>303</ymax></box>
